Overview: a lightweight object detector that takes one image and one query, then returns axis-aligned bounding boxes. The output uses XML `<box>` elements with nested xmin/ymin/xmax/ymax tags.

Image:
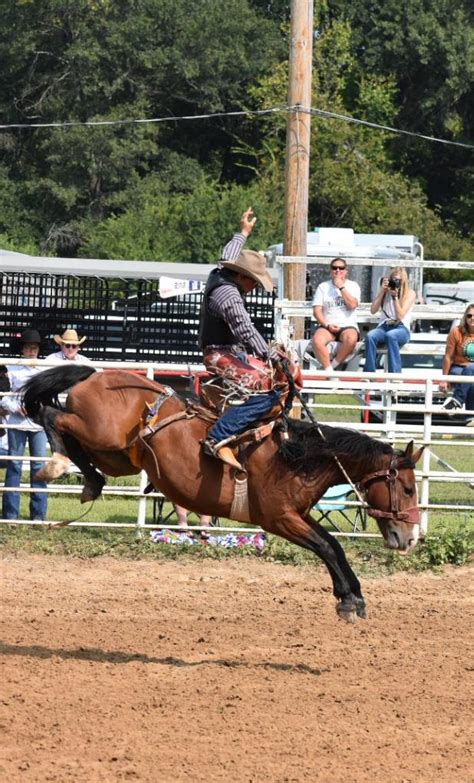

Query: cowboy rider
<box><xmin>199</xmin><ymin>207</ymin><xmax>282</xmax><ymax>470</ymax></box>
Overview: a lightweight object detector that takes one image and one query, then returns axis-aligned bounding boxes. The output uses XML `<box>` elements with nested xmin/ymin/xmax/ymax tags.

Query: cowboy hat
<box><xmin>221</xmin><ymin>251</ymin><xmax>274</xmax><ymax>293</ymax></box>
<box><xmin>19</xmin><ymin>328</ymin><xmax>42</xmax><ymax>344</ymax></box>
<box><xmin>53</xmin><ymin>329</ymin><xmax>87</xmax><ymax>346</ymax></box>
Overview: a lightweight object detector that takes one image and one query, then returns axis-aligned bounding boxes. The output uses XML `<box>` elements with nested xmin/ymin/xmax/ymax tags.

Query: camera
<box><xmin>388</xmin><ymin>278</ymin><xmax>401</xmax><ymax>291</ymax></box>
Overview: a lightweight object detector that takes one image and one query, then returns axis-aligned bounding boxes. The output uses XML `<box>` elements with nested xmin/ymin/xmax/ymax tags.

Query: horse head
<box><xmin>359</xmin><ymin>441</ymin><xmax>424</xmax><ymax>554</ymax></box>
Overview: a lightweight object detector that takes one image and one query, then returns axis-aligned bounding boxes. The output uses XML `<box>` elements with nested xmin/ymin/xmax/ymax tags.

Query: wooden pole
<box><xmin>283</xmin><ymin>0</ymin><xmax>313</xmax><ymax>339</ymax></box>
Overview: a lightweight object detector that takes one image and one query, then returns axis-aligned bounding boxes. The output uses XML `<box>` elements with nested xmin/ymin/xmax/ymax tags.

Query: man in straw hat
<box><xmin>198</xmin><ymin>207</ymin><xmax>281</xmax><ymax>470</ymax></box>
<box><xmin>48</xmin><ymin>328</ymin><xmax>93</xmax><ymax>365</ymax></box>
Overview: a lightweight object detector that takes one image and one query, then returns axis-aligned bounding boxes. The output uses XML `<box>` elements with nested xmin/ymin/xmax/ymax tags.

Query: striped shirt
<box><xmin>208</xmin><ymin>233</ymin><xmax>270</xmax><ymax>359</ymax></box>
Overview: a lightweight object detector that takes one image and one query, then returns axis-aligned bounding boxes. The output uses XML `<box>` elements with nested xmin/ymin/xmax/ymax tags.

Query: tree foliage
<box><xmin>0</xmin><ymin>0</ymin><xmax>472</xmax><ymax>267</ymax></box>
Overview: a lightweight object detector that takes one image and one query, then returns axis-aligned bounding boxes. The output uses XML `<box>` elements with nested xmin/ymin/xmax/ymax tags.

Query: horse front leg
<box><xmin>305</xmin><ymin>514</ymin><xmax>367</xmax><ymax>619</ymax></box>
<box><xmin>270</xmin><ymin>511</ymin><xmax>360</xmax><ymax>623</ymax></box>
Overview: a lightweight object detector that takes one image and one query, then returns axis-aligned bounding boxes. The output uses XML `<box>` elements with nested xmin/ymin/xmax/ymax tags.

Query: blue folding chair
<box><xmin>313</xmin><ymin>483</ymin><xmax>367</xmax><ymax>533</ymax></box>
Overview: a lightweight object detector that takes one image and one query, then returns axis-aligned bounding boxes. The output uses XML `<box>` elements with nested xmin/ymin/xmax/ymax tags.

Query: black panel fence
<box><xmin>0</xmin><ymin>272</ymin><xmax>275</xmax><ymax>363</ymax></box>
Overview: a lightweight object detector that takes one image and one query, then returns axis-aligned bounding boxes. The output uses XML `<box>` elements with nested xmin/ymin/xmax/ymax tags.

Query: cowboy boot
<box><xmin>201</xmin><ymin>438</ymin><xmax>245</xmax><ymax>472</ymax></box>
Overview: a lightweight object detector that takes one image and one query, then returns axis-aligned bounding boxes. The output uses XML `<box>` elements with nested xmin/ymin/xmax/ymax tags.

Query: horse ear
<box><xmin>404</xmin><ymin>441</ymin><xmax>424</xmax><ymax>464</ymax></box>
<box><xmin>411</xmin><ymin>446</ymin><xmax>424</xmax><ymax>464</ymax></box>
<box><xmin>404</xmin><ymin>441</ymin><xmax>414</xmax><ymax>458</ymax></box>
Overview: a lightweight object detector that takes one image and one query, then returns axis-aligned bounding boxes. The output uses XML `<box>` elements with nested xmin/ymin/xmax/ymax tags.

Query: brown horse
<box><xmin>23</xmin><ymin>365</ymin><xmax>424</xmax><ymax>622</ymax></box>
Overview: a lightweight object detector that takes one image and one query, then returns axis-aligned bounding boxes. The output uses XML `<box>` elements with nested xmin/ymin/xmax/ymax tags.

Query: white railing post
<box><xmin>135</xmin><ymin>364</ymin><xmax>154</xmax><ymax>537</ymax></box>
<box><xmin>420</xmin><ymin>378</ymin><xmax>433</xmax><ymax>536</ymax></box>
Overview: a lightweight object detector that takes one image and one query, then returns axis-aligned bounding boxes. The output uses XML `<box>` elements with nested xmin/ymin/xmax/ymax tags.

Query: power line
<box><xmin>305</xmin><ymin>106</ymin><xmax>474</xmax><ymax>150</ymax></box>
<box><xmin>0</xmin><ymin>104</ymin><xmax>472</xmax><ymax>150</ymax></box>
<box><xmin>0</xmin><ymin>107</ymin><xmax>286</xmax><ymax>130</ymax></box>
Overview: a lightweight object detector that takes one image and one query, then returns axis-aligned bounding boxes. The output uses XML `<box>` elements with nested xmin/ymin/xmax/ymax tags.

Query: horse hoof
<box><xmin>81</xmin><ymin>477</ymin><xmax>105</xmax><ymax>503</ymax></box>
<box><xmin>354</xmin><ymin>598</ymin><xmax>368</xmax><ymax>619</ymax></box>
<box><xmin>336</xmin><ymin>599</ymin><xmax>358</xmax><ymax>623</ymax></box>
<box><xmin>34</xmin><ymin>453</ymin><xmax>71</xmax><ymax>481</ymax></box>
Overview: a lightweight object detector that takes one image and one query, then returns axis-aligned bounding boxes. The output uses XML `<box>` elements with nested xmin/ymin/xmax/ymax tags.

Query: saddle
<box><xmin>141</xmin><ymin>397</ymin><xmax>278</xmax><ymax>452</ymax></box>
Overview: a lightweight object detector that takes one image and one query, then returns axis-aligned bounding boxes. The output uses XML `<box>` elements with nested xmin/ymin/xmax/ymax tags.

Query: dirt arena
<box><xmin>1</xmin><ymin>554</ymin><xmax>472</xmax><ymax>782</ymax></box>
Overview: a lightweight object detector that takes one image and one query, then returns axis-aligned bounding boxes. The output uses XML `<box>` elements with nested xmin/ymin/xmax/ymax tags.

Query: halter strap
<box><xmin>358</xmin><ymin>456</ymin><xmax>419</xmax><ymax>525</ymax></box>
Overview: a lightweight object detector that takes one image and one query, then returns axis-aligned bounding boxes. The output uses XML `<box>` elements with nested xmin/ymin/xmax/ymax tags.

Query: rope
<box><xmin>49</xmin><ymin>500</ymin><xmax>95</xmax><ymax>528</ymax></box>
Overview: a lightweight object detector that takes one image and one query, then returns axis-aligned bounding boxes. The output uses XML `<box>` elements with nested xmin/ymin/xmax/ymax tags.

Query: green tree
<box><xmin>0</xmin><ymin>0</ymin><xmax>283</xmax><ymax>251</ymax></box>
<box><xmin>80</xmin><ymin>169</ymin><xmax>283</xmax><ymax>262</ymax></box>
<box><xmin>338</xmin><ymin>0</ymin><xmax>474</xmax><ymax>234</ymax></box>
<box><xmin>244</xmin><ymin>16</ymin><xmax>474</xmax><ymax>261</ymax></box>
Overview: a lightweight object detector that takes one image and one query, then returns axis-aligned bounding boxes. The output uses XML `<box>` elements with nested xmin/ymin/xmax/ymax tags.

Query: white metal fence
<box><xmin>0</xmin><ymin>358</ymin><xmax>472</xmax><ymax>536</ymax></box>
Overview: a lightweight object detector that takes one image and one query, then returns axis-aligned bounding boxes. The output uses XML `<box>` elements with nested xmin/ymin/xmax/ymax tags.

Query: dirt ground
<box><xmin>1</xmin><ymin>554</ymin><xmax>473</xmax><ymax>783</ymax></box>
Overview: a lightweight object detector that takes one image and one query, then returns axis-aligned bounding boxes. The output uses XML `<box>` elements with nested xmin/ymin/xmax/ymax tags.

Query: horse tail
<box><xmin>22</xmin><ymin>365</ymin><xmax>97</xmax><ymax>418</ymax></box>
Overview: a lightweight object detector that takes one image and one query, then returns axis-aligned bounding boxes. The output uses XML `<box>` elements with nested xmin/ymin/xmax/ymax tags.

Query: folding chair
<box><xmin>313</xmin><ymin>483</ymin><xmax>367</xmax><ymax>533</ymax></box>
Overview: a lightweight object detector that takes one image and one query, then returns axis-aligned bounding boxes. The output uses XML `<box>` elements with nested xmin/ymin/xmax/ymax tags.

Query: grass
<box><xmin>1</xmin><ymin>397</ymin><xmax>473</xmax><ymax>575</ymax></box>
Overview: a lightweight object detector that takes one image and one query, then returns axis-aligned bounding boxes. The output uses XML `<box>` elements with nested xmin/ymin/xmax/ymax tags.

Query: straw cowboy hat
<box><xmin>221</xmin><ymin>250</ymin><xmax>274</xmax><ymax>293</ymax></box>
<box><xmin>53</xmin><ymin>328</ymin><xmax>87</xmax><ymax>346</ymax></box>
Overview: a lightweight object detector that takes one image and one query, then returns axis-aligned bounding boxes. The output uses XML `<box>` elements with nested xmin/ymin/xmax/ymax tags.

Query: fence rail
<box><xmin>0</xmin><ymin>359</ymin><xmax>472</xmax><ymax>537</ymax></box>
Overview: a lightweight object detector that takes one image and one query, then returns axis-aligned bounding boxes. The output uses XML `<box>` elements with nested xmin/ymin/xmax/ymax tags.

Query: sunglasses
<box><xmin>63</xmin><ymin>343</ymin><xmax>79</xmax><ymax>348</ymax></box>
<box><xmin>466</xmin><ymin>314</ymin><xmax>474</xmax><ymax>320</ymax></box>
<box><xmin>331</xmin><ymin>266</ymin><xmax>346</xmax><ymax>271</ymax></box>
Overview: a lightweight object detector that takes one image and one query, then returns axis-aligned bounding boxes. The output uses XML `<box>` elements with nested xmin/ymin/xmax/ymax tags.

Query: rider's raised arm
<box><xmin>219</xmin><ymin>207</ymin><xmax>257</xmax><ymax>265</ymax></box>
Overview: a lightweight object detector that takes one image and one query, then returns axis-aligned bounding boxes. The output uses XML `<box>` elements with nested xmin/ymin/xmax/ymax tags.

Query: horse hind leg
<box><xmin>33</xmin><ymin>406</ymin><xmax>71</xmax><ymax>481</ymax></box>
<box><xmin>62</xmin><ymin>433</ymin><xmax>105</xmax><ymax>503</ymax></box>
<box><xmin>34</xmin><ymin>407</ymin><xmax>105</xmax><ymax>502</ymax></box>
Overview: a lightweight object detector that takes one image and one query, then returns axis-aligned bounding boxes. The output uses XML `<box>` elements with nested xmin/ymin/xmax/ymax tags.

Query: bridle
<box><xmin>358</xmin><ymin>456</ymin><xmax>420</xmax><ymax>525</ymax></box>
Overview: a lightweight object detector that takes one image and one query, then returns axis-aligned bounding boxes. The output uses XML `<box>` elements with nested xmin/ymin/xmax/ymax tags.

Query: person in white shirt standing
<box><xmin>1</xmin><ymin>329</ymin><xmax>48</xmax><ymax>521</ymax></box>
<box><xmin>47</xmin><ymin>329</ymin><xmax>93</xmax><ymax>364</ymax></box>
<box><xmin>311</xmin><ymin>258</ymin><xmax>361</xmax><ymax>371</ymax></box>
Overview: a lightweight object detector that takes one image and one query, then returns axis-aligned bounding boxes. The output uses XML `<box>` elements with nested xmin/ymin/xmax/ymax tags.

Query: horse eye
<box><xmin>403</xmin><ymin>486</ymin><xmax>414</xmax><ymax>497</ymax></box>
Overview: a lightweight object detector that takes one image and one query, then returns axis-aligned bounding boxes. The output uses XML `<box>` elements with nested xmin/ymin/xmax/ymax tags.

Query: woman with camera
<box><xmin>364</xmin><ymin>267</ymin><xmax>416</xmax><ymax>374</ymax></box>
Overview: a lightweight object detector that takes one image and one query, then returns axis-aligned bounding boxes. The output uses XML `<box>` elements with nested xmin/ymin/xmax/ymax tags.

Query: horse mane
<box><xmin>280</xmin><ymin>419</ymin><xmax>393</xmax><ymax>475</ymax></box>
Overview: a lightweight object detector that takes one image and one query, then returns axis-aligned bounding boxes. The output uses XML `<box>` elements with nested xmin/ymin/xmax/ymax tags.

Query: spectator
<box><xmin>311</xmin><ymin>258</ymin><xmax>360</xmax><ymax>371</ymax></box>
<box><xmin>364</xmin><ymin>267</ymin><xmax>416</xmax><ymax>375</ymax></box>
<box><xmin>0</xmin><ymin>366</ymin><xmax>10</xmax><ymax>469</ymax></box>
<box><xmin>1</xmin><ymin>329</ymin><xmax>48</xmax><ymax>522</ymax></box>
<box><xmin>48</xmin><ymin>329</ymin><xmax>93</xmax><ymax>364</ymax></box>
<box><xmin>175</xmin><ymin>504</ymin><xmax>211</xmax><ymax>528</ymax></box>
<box><xmin>440</xmin><ymin>302</ymin><xmax>474</xmax><ymax>420</ymax></box>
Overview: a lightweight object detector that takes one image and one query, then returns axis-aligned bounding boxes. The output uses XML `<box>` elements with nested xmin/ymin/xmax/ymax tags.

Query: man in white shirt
<box><xmin>311</xmin><ymin>258</ymin><xmax>360</xmax><ymax>371</ymax></box>
<box><xmin>47</xmin><ymin>329</ymin><xmax>93</xmax><ymax>365</ymax></box>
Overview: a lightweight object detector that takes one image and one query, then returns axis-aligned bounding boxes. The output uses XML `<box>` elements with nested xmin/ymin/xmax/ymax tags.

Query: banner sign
<box><xmin>159</xmin><ymin>276</ymin><xmax>206</xmax><ymax>299</ymax></box>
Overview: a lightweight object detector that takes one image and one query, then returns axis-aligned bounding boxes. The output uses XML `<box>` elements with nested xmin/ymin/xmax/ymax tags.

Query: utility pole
<box><xmin>283</xmin><ymin>0</ymin><xmax>313</xmax><ymax>339</ymax></box>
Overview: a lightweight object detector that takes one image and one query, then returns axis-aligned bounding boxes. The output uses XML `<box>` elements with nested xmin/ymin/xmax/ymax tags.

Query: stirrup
<box><xmin>201</xmin><ymin>439</ymin><xmax>244</xmax><ymax>472</ymax></box>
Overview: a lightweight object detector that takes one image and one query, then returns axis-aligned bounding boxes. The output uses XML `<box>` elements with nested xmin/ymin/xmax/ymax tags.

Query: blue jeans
<box><xmin>209</xmin><ymin>390</ymin><xmax>281</xmax><ymax>442</ymax></box>
<box><xmin>449</xmin><ymin>364</ymin><xmax>474</xmax><ymax>410</ymax></box>
<box><xmin>364</xmin><ymin>323</ymin><xmax>410</xmax><ymax>373</ymax></box>
<box><xmin>2</xmin><ymin>429</ymin><xmax>48</xmax><ymax>521</ymax></box>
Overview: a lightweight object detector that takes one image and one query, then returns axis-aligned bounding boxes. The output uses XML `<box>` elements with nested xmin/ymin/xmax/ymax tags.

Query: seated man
<box><xmin>311</xmin><ymin>257</ymin><xmax>360</xmax><ymax>371</ymax></box>
<box><xmin>199</xmin><ymin>208</ymin><xmax>281</xmax><ymax>471</ymax></box>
